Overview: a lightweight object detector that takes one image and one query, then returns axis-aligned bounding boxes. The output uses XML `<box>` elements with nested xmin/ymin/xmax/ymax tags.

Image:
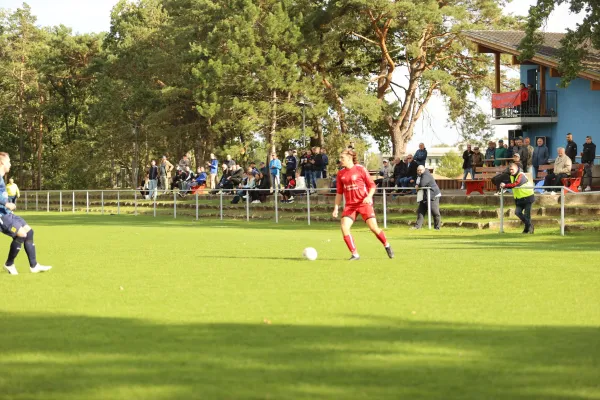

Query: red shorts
<box><xmin>342</xmin><ymin>203</ymin><xmax>376</xmax><ymax>222</ymax></box>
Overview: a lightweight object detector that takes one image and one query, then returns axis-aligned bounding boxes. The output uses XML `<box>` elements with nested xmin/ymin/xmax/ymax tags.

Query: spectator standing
<box><xmin>528</xmin><ymin>84</ymin><xmax>538</xmax><ymax>114</ymax></box>
<box><xmin>412</xmin><ymin>165</ymin><xmax>441</xmax><ymax>230</ymax></box>
<box><xmin>303</xmin><ymin>150</ymin><xmax>316</xmax><ymax>191</ymax></box>
<box><xmin>269</xmin><ymin>153</ymin><xmax>282</xmax><ymax>189</ymax></box>
<box><xmin>485</xmin><ymin>141</ymin><xmax>496</xmax><ymax>166</ymax></box>
<box><xmin>500</xmin><ymin>162</ymin><xmax>536</xmax><ymax>233</ymax></box>
<box><xmin>414</xmin><ymin>143</ymin><xmax>428</xmax><ymax>167</ymax></box>
<box><xmin>519</xmin><ymin>83</ymin><xmax>529</xmax><ymax>114</ymax></box>
<box><xmin>580</xmin><ymin>136</ymin><xmax>596</xmax><ymax>192</ymax></box>
<box><xmin>208</xmin><ymin>153</ymin><xmax>219</xmax><ymax>189</ymax></box>
<box><xmin>313</xmin><ymin>147</ymin><xmax>324</xmax><ymax>180</ymax></box>
<box><xmin>461</xmin><ymin>144</ymin><xmax>474</xmax><ymax>189</ymax></box>
<box><xmin>392</xmin><ymin>157</ymin><xmax>407</xmax><ymax>189</ymax></box>
<box><xmin>566</xmin><ymin>133</ymin><xmax>578</xmax><ymax>163</ymax></box>
<box><xmin>321</xmin><ymin>148</ymin><xmax>329</xmax><ymax>178</ymax></box>
<box><xmin>292</xmin><ymin>150</ymin><xmax>300</xmax><ymax>175</ymax></box>
<box><xmin>543</xmin><ymin>147</ymin><xmax>572</xmax><ymax>194</ymax></box>
<box><xmin>524</xmin><ymin>137</ymin><xmax>534</xmax><ymax>171</ymax></box>
<box><xmin>472</xmin><ymin>147</ymin><xmax>484</xmax><ymax>174</ymax></box>
<box><xmin>226</xmin><ymin>154</ymin><xmax>236</xmax><ymax>169</ymax></box>
<box><xmin>147</xmin><ymin>160</ymin><xmax>159</xmax><ymax>200</ymax></box>
<box><xmin>514</xmin><ymin>138</ymin><xmax>529</xmax><ymax>172</ymax></box>
<box><xmin>494</xmin><ymin>139</ymin><xmax>506</xmax><ymax>166</ymax></box>
<box><xmin>505</xmin><ymin>139</ymin><xmax>514</xmax><ymax>159</ymax></box>
<box><xmin>284</xmin><ymin>151</ymin><xmax>297</xmax><ymax>179</ymax></box>
<box><xmin>6</xmin><ymin>178</ymin><xmax>19</xmax><ymax>204</ymax></box>
<box><xmin>159</xmin><ymin>155</ymin><xmax>174</xmax><ymax>194</ymax></box>
<box><xmin>178</xmin><ymin>154</ymin><xmax>190</xmax><ymax>171</ymax></box>
<box><xmin>531</xmin><ymin>138</ymin><xmax>549</xmax><ymax>179</ymax></box>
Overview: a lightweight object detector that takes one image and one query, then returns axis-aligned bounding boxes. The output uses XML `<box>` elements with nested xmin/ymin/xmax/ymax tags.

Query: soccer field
<box><xmin>1</xmin><ymin>213</ymin><xmax>599</xmax><ymax>400</ymax></box>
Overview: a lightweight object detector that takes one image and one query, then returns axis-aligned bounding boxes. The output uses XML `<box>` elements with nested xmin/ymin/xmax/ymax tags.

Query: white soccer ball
<box><xmin>303</xmin><ymin>247</ymin><xmax>318</xmax><ymax>261</ymax></box>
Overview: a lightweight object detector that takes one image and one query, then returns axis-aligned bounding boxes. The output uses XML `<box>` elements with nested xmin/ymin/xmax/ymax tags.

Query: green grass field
<box><xmin>1</xmin><ymin>213</ymin><xmax>599</xmax><ymax>400</ymax></box>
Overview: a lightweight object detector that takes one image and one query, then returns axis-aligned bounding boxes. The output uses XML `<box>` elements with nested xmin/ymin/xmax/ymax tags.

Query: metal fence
<box><xmin>16</xmin><ymin>187</ymin><xmax>435</xmax><ymax>230</ymax></box>
<box><xmin>15</xmin><ymin>185</ymin><xmax>596</xmax><ymax>235</ymax></box>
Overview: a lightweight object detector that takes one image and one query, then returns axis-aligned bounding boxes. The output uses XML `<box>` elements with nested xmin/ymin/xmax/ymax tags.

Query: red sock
<box><xmin>376</xmin><ymin>230</ymin><xmax>388</xmax><ymax>247</ymax></box>
<box><xmin>343</xmin><ymin>235</ymin><xmax>357</xmax><ymax>254</ymax></box>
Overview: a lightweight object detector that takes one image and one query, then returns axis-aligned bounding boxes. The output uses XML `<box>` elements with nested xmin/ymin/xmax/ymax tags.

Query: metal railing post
<box><xmin>195</xmin><ymin>193</ymin><xmax>199</xmax><ymax>221</ymax></box>
<box><xmin>275</xmin><ymin>186</ymin><xmax>279</xmax><ymax>224</ymax></box>
<box><xmin>153</xmin><ymin>195</ymin><xmax>157</xmax><ymax>217</ymax></box>
<box><xmin>427</xmin><ymin>188</ymin><xmax>432</xmax><ymax>230</ymax></box>
<box><xmin>499</xmin><ymin>191</ymin><xmax>504</xmax><ymax>233</ymax></box>
<box><xmin>219</xmin><ymin>191</ymin><xmax>223</xmax><ymax>221</ymax></box>
<box><xmin>101</xmin><ymin>191</ymin><xmax>104</xmax><ymax>215</ymax></box>
<box><xmin>36</xmin><ymin>192</ymin><xmax>38</xmax><ymax>211</ymax></box>
<box><xmin>306</xmin><ymin>188</ymin><xmax>311</xmax><ymax>226</ymax></box>
<box><xmin>47</xmin><ymin>192</ymin><xmax>50</xmax><ymax>212</ymax></box>
<box><xmin>59</xmin><ymin>191</ymin><xmax>62</xmax><ymax>212</ymax></box>
<box><xmin>117</xmin><ymin>191</ymin><xmax>120</xmax><ymax>215</ymax></box>
<box><xmin>246</xmin><ymin>190</ymin><xmax>250</xmax><ymax>222</ymax></box>
<box><xmin>383</xmin><ymin>188</ymin><xmax>387</xmax><ymax>229</ymax></box>
<box><xmin>86</xmin><ymin>191</ymin><xmax>89</xmax><ymax>214</ymax></box>
<box><xmin>173</xmin><ymin>191</ymin><xmax>177</xmax><ymax>219</ymax></box>
<box><xmin>24</xmin><ymin>192</ymin><xmax>27</xmax><ymax>211</ymax></box>
<box><xmin>72</xmin><ymin>191</ymin><xmax>75</xmax><ymax>213</ymax></box>
<box><xmin>134</xmin><ymin>190</ymin><xmax>138</xmax><ymax>216</ymax></box>
<box><xmin>560</xmin><ymin>187</ymin><xmax>565</xmax><ymax>236</ymax></box>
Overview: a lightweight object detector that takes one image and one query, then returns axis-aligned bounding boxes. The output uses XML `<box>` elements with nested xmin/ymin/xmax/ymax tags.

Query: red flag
<box><xmin>492</xmin><ymin>91</ymin><xmax>522</xmax><ymax>109</ymax></box>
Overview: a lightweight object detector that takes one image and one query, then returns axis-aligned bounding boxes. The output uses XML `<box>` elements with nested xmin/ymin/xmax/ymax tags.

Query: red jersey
<box><xmin>336</xmin><ymin>164</ymin><xmax>375</xmax><ymax>206</ymax></box>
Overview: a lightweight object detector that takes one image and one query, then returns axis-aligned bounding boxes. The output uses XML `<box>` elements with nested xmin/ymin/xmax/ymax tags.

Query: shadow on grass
<box><xmin>0</xmin><ymin>312</ymin><xmax>598</xmax><ymax>400</ymax></box>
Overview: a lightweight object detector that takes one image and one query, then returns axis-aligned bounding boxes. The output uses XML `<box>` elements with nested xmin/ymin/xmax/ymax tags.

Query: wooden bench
<box><xmin>535</xmin><ymin>164</ymin><xmax>553</xmax><ymax>181</ymax></box>
<box><xmin>461</xmin><ymin>166</ymin><xmax>505</xmax><ymax>195</ymax></box>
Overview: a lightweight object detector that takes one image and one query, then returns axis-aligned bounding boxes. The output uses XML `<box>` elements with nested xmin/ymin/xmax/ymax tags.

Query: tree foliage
<box><xmin>0</xmin><ymin>1</ymin><xmax>518</xmax><ymax>189</ymax></box>
<box><xmin>519</xmin><ymin>0</ymin><xmax>600</xmax><ymax>86</ymax></box>
<box><xmin>436</xmin><ymin>150</ymin><xmax>463</xmax><ymax>178</ymax></box>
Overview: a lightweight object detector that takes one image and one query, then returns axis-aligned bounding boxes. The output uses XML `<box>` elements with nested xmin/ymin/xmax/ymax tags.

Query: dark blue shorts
<box><xmin>0</xmin><ymin>214</ymin><xmax>27</xmax><ymax>238</ymax></box>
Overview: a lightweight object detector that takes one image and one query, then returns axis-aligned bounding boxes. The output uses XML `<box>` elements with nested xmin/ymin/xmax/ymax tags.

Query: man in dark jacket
<box><xmin>414</xmin><ymin>143</ymin><xmax>427</xmax><ymax>167</ymax></box>
<box><xmin>398</xmin><ymin>155</ymin><xmax>418</xmax><ymax>193</ymax></box>
<box><xmin>285</xmin><ymin>151</ymin><xmax>297</xmax><ymax>179</ymax></box>
<box><xmin>581</xmin><ymin>135</ymin><xmax>596</xmax><ymax>191</ymax></box>
<box><xmin>393</xmin><ymin>157</ymin><xmax>407</xmax><ymax>187</ymax></box>
<box><xmin>532</xmin><ymin>137</ymin><xmax>549</xmax><ymax>179</ymax></box>
<box><xmin>566</xmin><ymin>133</ymin><xmax>578</xmax><ymax>163</ymax></box>
<box><xmin>514</xmin><ymin>138</ymin><xmax>529</xmax><ymax>172</ymax></box>
<box><xmin>412</xmin><ymin>166</ymin><xmax>441</xmax><ymax>230</ymax></box>
<box><xmin>461</xmin><ymin>144</ymin><xmax>473</xmax><ymax>189</ymax></box>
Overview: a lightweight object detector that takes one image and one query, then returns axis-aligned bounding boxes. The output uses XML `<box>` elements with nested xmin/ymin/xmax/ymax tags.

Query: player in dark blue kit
<box><xmin>0</xmin><ymin>152</ymin><xmax>51</xmax><ymax>275</ymax></box>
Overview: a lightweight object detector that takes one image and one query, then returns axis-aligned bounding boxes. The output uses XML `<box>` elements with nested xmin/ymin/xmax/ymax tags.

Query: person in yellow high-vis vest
<box><xmin>6</xmin><ymin>178</ymin><xmax>20</xmax><ymax>204</ymax></box>
<box><xmin>500</xmin><ymin>163</ymin><xmax>536</xmax><ymax>234</ymax></box>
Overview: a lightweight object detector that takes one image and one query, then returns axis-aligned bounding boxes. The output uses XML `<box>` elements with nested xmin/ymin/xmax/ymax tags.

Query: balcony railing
<box><xmin>492</xmin><ymin>90</ymin><xmax>558</xmax><ymax>120</ymax></box>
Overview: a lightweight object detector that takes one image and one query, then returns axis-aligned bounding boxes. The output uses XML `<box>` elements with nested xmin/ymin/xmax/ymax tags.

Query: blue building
<box><xmin>466</xmin><ymin>31</ymin><xmax>600</xmax><ymax>160</ymax></box>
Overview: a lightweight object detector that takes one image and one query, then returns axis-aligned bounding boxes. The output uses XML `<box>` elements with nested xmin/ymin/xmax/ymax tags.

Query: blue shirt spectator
<box><xmin>269</xmin><ymin>155</ymin><xmax>282</xmax><ymax>176</ymax></box>
<box><xmin>414</xmin><ymin>144</ymin><xmax>427</xmax><ymax>167</ymax></box>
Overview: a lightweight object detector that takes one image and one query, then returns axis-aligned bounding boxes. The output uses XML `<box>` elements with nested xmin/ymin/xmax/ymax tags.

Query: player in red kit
<box><xmin>332</xmin><ymin>150</ymin><xmax>394</xmax><ymax>260</ymax></box>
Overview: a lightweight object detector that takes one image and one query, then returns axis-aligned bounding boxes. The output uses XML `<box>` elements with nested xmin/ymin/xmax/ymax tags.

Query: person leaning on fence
<box><xmin>412</xmin><ymin>165</ymin><xmax>441</xmax><ymax>230</ymax></box>
<box><xmin>580</xmin><ymin>136</ymin><xmax>596</xmax><ymax>192</ymax></box>
<box><xmin>543</xmin><ymin>147</ymin><xmax>572</xmax><ymax>194</ymax></box>
<box><xmin>500</xmin><ymin>163</ymin><xmax>536</xmax><ymax>234</ymax></box>
<box><xmin>6</xmin><ymin>178</ymin><xmax>19</xmax><ymax>204</ymax></box>
<box><xmin>492</xmin><ymin>153</ymin><xmax>522</xmax><ymax>195</ymax></box>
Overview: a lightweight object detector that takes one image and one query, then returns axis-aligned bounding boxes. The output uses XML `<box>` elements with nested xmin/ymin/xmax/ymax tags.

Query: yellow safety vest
<box><xmin>510</xmin><ymin>172</ymin><xmax>534</xmax><ymax>199</ymax></box>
